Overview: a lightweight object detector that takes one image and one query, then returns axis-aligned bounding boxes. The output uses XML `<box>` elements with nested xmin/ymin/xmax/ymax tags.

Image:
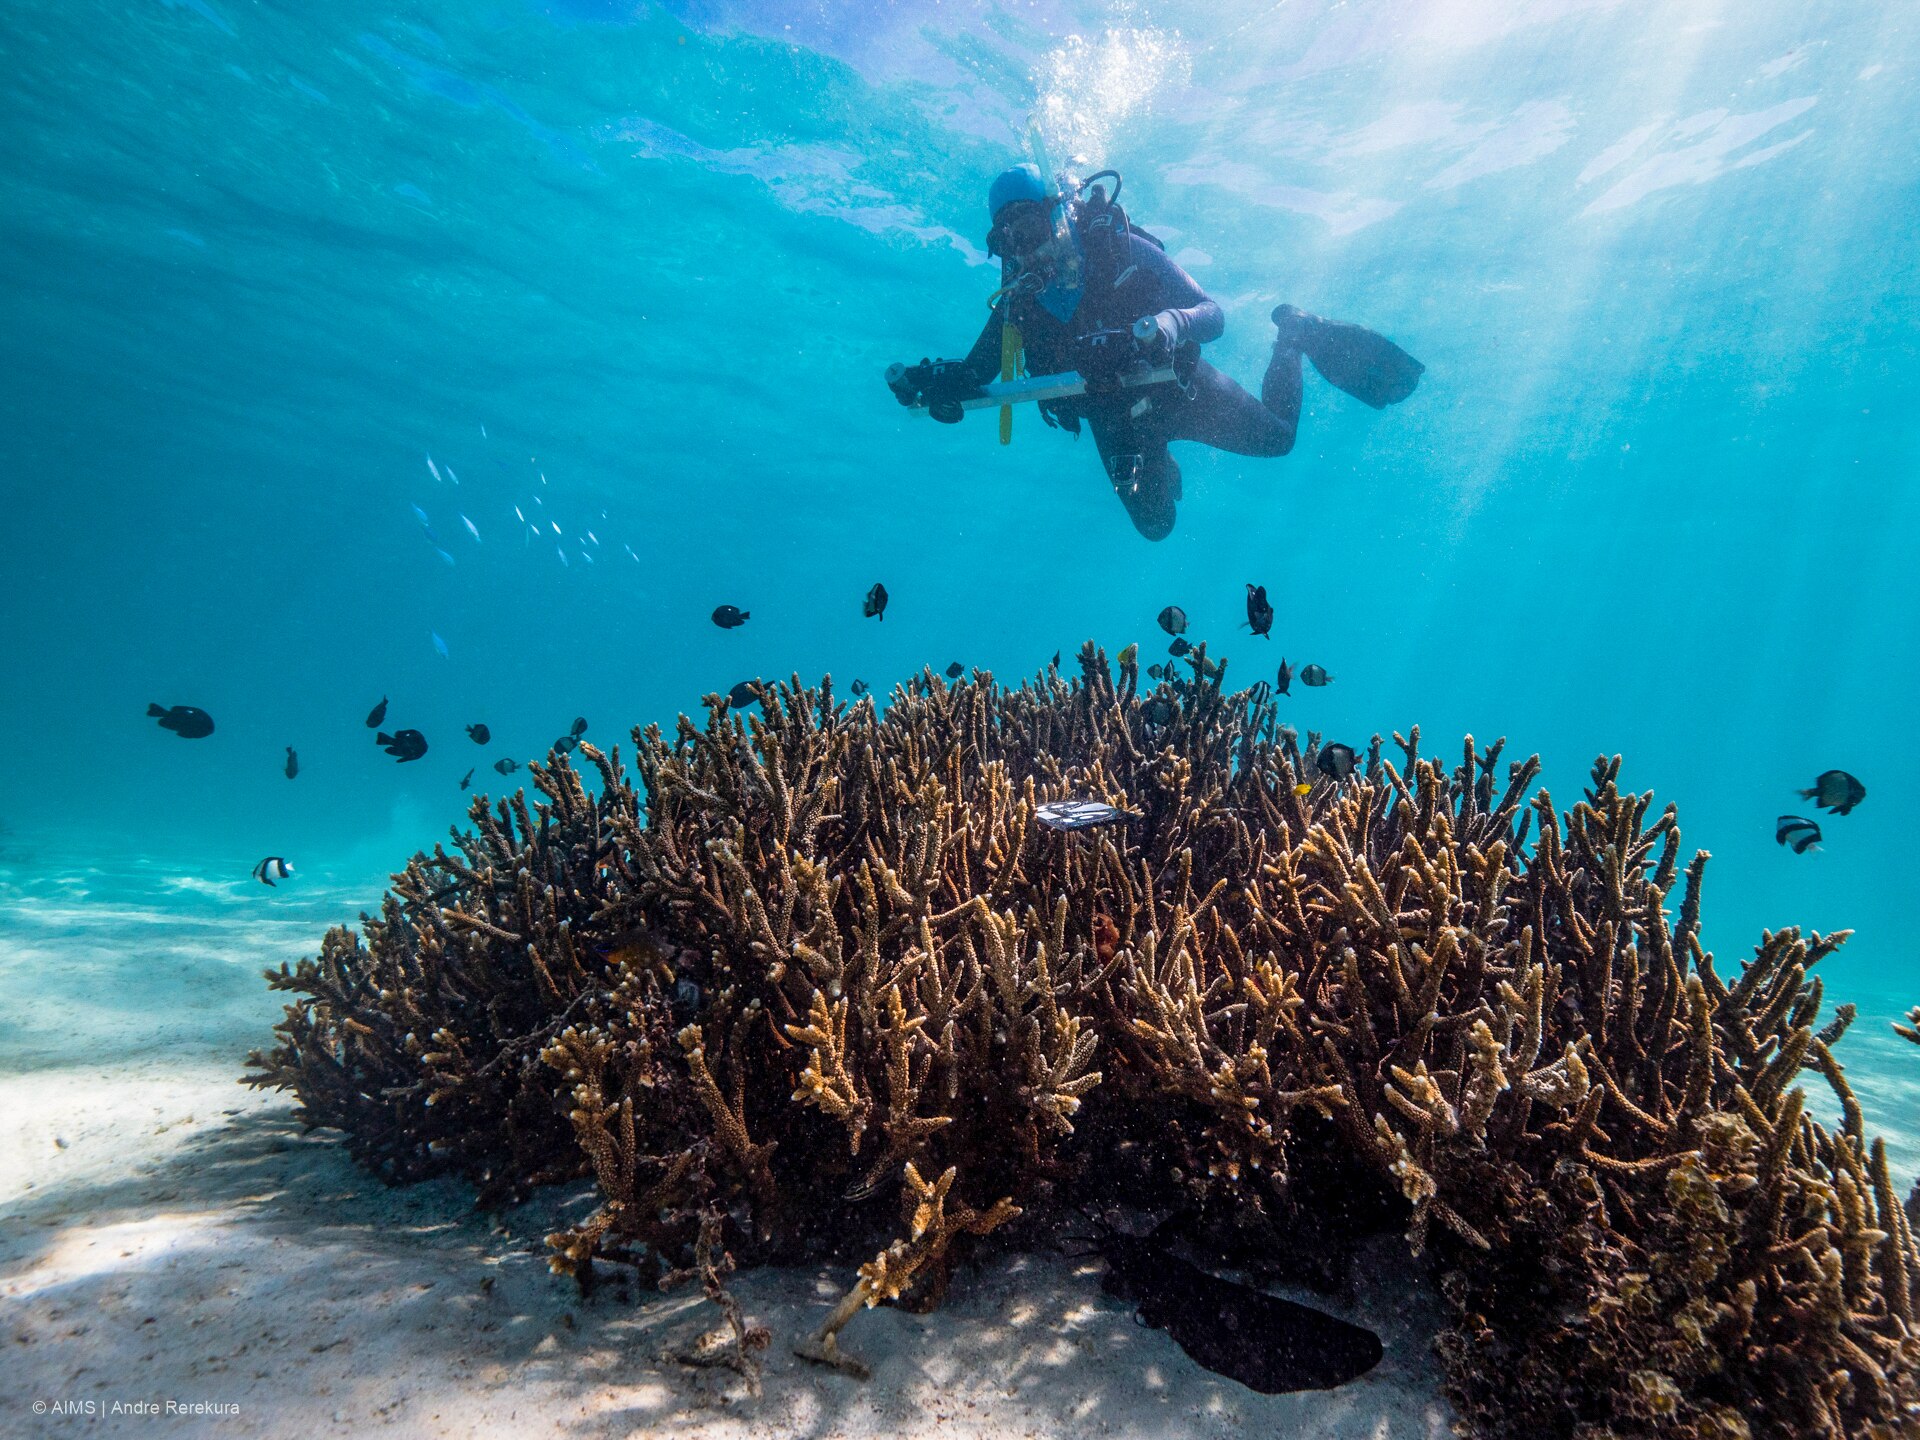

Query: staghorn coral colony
<box><xmin>246</xmin><ymin>645</ymin><xmax>1920</xmax><ymax>1438</ymax></box>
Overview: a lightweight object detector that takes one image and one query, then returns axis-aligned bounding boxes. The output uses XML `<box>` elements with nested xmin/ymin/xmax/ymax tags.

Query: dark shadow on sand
<box><xmin>2</xmin><ymin>1099</ymin><xmax>1448</xmax><ymax>1440</ymax></box>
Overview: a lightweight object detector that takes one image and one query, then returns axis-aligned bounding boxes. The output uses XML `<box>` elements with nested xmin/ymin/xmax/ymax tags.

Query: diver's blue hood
<box><xmin>988</xmin><ymin>163</ymin><xmax>1052</xmax><ymax>221</ymax></box>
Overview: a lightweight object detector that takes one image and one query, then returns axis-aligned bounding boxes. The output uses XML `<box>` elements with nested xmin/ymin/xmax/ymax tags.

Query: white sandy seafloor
<box><xmin>3</xmin><ymin>859</ymin><xmax>1914</xmax><ymax>1440</ymax></box>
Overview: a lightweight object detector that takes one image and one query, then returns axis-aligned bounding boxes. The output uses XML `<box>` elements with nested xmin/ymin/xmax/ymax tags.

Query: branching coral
<box><xmin>247</xmin><ymin>651</ymin><xmax>1920</xmax><ymax>1437</ymax></box>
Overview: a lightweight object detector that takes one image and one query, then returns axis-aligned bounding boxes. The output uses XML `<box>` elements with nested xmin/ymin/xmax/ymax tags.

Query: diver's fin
<box><xmin>1274</xmin><ymin>305</ymin><xmax>1424</xmax><ymax>409</ymax></box>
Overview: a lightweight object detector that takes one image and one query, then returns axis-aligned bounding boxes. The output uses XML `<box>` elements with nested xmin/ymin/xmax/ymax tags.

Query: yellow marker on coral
<box><xmin>999</xmin><ymin>323</ymin><xmax>1022</xmax><ymax>445</ymax></box>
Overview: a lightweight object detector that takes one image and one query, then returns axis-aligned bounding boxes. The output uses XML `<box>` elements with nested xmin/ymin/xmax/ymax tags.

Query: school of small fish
<box><xmin>153</xmin><ymin>464</ymin><xmax>1874</xmax><ymax>893</ymax></box>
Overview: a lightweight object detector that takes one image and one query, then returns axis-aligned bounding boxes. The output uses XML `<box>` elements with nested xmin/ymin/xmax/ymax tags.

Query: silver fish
<box><xmin>1036</xmin><ymin>799</ymin><xmax>1143</xmax><ymax>832</ymax></box>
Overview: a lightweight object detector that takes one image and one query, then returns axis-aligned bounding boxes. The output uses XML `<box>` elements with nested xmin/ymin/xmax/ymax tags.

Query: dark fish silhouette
<box><xmin>1036</xmin><ymin>799</ymin><xmax>1142</xmax><ymax>831</ymax></box>
<box><xmin>1316</xmin><ymin>742</ymin><xmax>1358</xmax><ymax>780</ymax></box>
<box><xmin>1300</xmin><ymin>664</ymin><xmax>1332</xmax><ymax>686</ymax></box>
<box><xmin>1098</xmin><ymin>1230</ymin><xmax>1382</xmax><ymax>1394</ymax></box>
<box><xmin>1147</xmin><ymin>663</ymin><xmax>1164</xmax><ymax>681</ymax></box>
<box><xmin>671</xmin><ymin>976</ymin><xmax>704</xmax><ymax>1023</ymax></box>
<box><xmin>466</xmin><ymin>723</ymin><xmax>490</xmax><ymax>745</ymax></box>
<box><xmin>1051</xmin><ymin>650</ymin><xmax>1061</xmax><ymax>668</ymax></box>
<box><xmin>1168</xmin><ymin>636</ymin><xmax>1191</xmax><ymax>657</ymax></box>
<box><xmin>1157</xmin><ymin>605</ymin><xmax>1188</xmax><ymax>635</ymax></box>
<box><xmin>712</xmin><ymin>605</ymin><xmax>749</xmax><ymax>628</ymax></box>
<box><xmin>1776</xmin><ymin>815</ymin><xmax>1822</xmax><ymax>854</ymax></box>
<box><xmin>1246</xmin><ymin>584</ymin><xmax>1274</xmax><ymax>638</ymax></box>
<box><xmin>252</xmin><ymin>856</ymin><xmax>293</xmax><ymax>888</ymax></box>
<box><xmin>727</xmin><ymin>681</ymin><xmax>760</xmax><ymax>708</ymax></box>
<box><xmin>554</xmin><ymin>734</ymin><xmax>578</xmax><ymax>754</ymax></box>
<box><xmin>284</xmin><ymin>746</ymin><xmax>298</xmax><ymax>779</ymax></box>
<box><xmin>376</xmin><ymin>729</ymin><xmax>428</xmax><ymax>762</ymax></box>
<box><xmin>1276</xmin><ymin>658</ymin><xmax>1293</xmax><ymax>696</ymax></box>
<box><xmin>850</xmin><ymin>679</ymin><xmax>868</xmax><ymax>697</ymax></box>
<box><xmin>1799</xmin><ymin>770</ymin><xmax>1865</xmax><ymax>816</ymax></box>
<box><xmin>148</xmin><ymin>703</ymin><xmax>214</xmax><ymax>738</ymax></box>
<box><xmin>365</xmin><ymin>695</ymin><xmax>388</xmax><ymax>728</ymax></box>
<box><xmin>459</xmin><ymin>767</ymin><xmax>474</xmax><ymax>790</ymax></box>
<box><xmin>863</xmin><ymin>582</ymin><xmax>888</xmax><ymax>620</ymax></box>
<box><xmin>571</xmin><ymin>716</ymin><xmax>588</xmax><ymax>737</ymax></box>
<box><xmin>946</xmin><ymin>662</ymin><xmax>965</xmax><ymax>679</ymax></box>
<box><xmin>494</xmin><ymin>758</ymin><xmax>520</xmax><ymax>775</ymax></box>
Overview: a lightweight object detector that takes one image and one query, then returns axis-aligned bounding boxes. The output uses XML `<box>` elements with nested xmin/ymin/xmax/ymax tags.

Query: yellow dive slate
<box><xmin>999</xmin><ymin>321</ymin><xmax>1021</xmax><ymax>444</ymax></box>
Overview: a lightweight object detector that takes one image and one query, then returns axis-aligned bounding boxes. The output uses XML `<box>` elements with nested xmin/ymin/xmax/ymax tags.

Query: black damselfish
<box><xmin>284</xmin><ymin>746</ymin><xmax>298</xmax><ymax>779</ymax></box>
<box><xmin>727</xmin><ymin>681</ymin><xmax>760</xmax><ymax>708</ymax></box>
<box><xmin>1316</xmin><ymin>742</ymin><xmax>1358</xmax><ymax>780</ymax></box>
<box><xmin>148</xmin><ymin>703</ymin><xmax>214</xmax><ymax>738</ymax></box>
<box><xmin>466</xmin><ymin>723</ymin><xmax>490</xmax><ymax>745</ymax></box>
<box><xmin>1799</xmin><ymin>770</ymin><xmax>1866</xmax><ymax>816</ymax></box>
<box><xmin>946</xmin><ymin>662</ymin><xmax>965</xmax><ymax>679</ymax></box>
<box><xmin>1246</xmin><ymin>583</ymin><xmax>1274</xmax><ymax>638</ymax></box>
<box><xmin>712</xmin><ymin>605</ymin><xmax>749</xmax><ymax>628</ymax></box>
<box><xmin>376</xmin><ymin>729</ymin><xmax>428</xmax><ymax>762</ymax></box>
<box><xmin>365</xmin><ymin>695</ymin><xmax>388</xmax><ymax>728</ymax></box>
<box><xmin>863</xmin><ymin>582</ymin><xmax>888</xmax><ymax>620</ymax></box>
<box><xmin>1276</xmin><ymin>658</ymin><xmax>1294</xmax><ymax>696</ymax></box>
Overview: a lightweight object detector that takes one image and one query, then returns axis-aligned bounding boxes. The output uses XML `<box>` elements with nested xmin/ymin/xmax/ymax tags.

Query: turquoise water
<box><xmin>3</xmin><ymin>2</ymin><xmax>1916</xmax><ymax>1085</ymax></box>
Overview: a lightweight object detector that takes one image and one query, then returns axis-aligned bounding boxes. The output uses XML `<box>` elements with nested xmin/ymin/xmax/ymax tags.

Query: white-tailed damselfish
<box><xmin>1776</xmin><ymin>815</ymin><xmax>1822</xmax><ymax>853</ymax></box>
<box><xmin>252</xmin><ymin>856</ymin><xmax>293</xmax><ymax>887</ymax></box>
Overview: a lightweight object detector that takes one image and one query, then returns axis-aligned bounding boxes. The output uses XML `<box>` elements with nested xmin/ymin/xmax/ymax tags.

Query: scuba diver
<box><xmin>887</xmin><ymin>164</ymin><xmax>1425</xmax><ymax>540</ymax></box>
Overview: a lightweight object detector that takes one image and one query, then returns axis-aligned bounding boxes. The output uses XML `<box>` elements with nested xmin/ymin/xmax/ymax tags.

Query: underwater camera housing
<box><xmin>886</xmin><ymin>357</ymin><xmax>985</xmax><ymax>423</ymax></box>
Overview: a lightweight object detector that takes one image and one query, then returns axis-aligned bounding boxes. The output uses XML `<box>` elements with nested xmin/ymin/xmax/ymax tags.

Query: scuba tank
<box><xmin>1071</xmin><ymin>169</ymin><xmax>1167</xmax><ymax>283</ymax></box>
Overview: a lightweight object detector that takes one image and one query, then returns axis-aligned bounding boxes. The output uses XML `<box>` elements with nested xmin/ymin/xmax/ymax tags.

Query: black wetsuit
<box><xmin>958</xmin><ymin>221</ymin><xmax>1303</xmax><ymax>540</ymax></box>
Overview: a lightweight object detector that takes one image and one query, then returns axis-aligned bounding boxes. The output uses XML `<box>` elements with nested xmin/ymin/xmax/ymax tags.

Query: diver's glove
<box><xmin>886</xmin><ymin>357</ymin><xmax>986</xmax><ymax>423</ymax></box>
<box><xmin>1132</xmin><ymin>311</ymin><xmax>1181</xmax><ymax>362</ymax></box>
